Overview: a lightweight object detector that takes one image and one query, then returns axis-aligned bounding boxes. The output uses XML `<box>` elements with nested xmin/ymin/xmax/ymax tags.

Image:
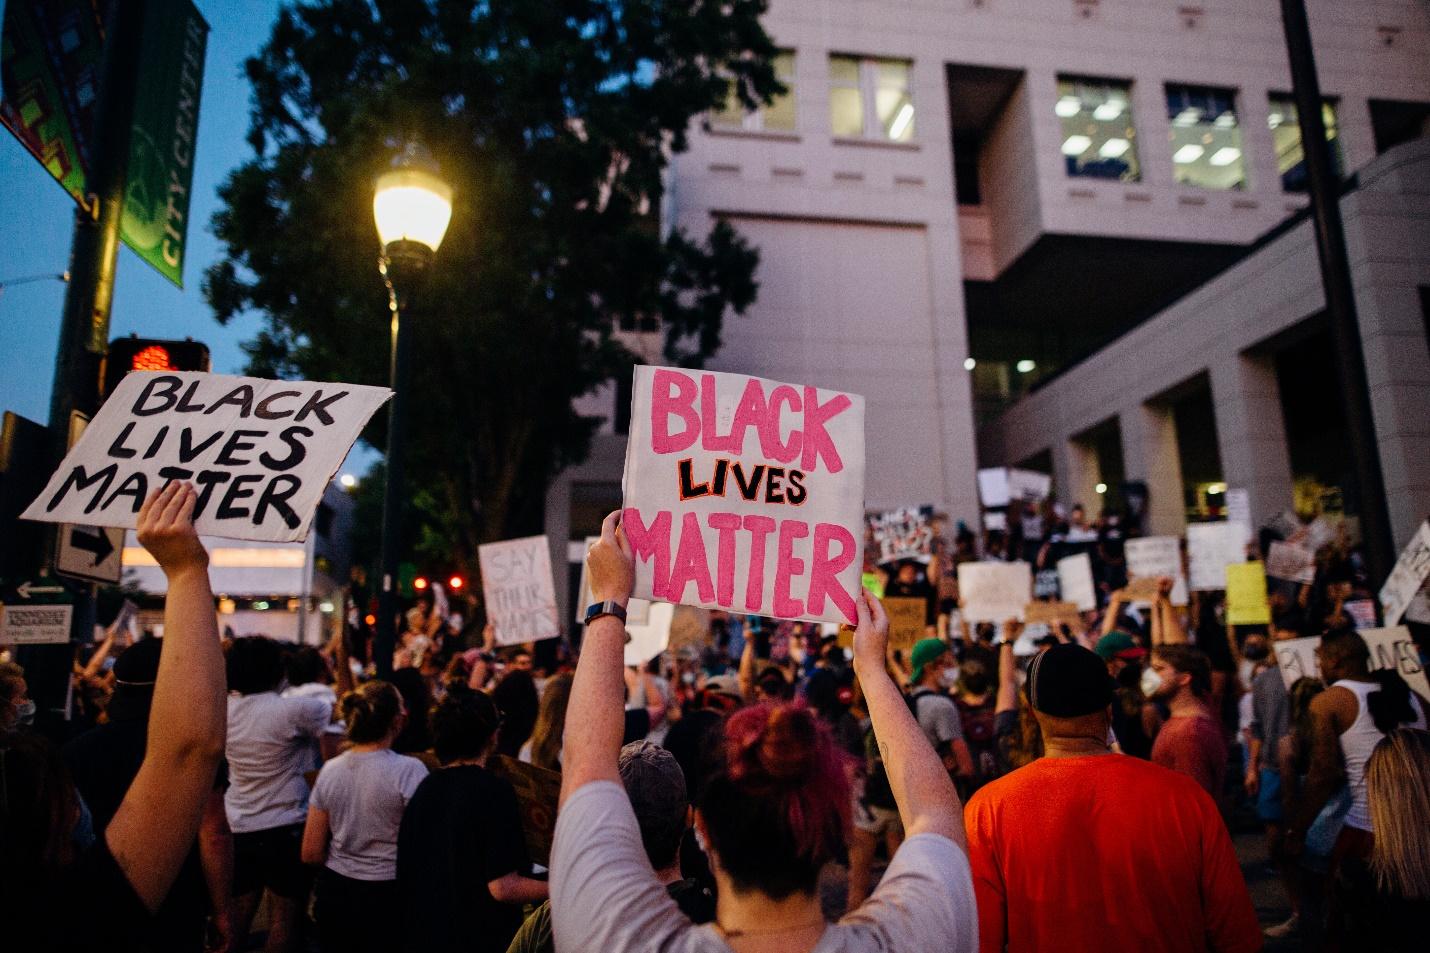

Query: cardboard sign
<box><xmin>1125</xmin><ymin>576</ymin><xmax>1162</xmax><ymax>600</ymax></box>
<box><xmin>867</xmin><ymin>505</ymin><xmax>935</xmax><ymax>565</ymax></box>
<box><xmin>1361</xmin><ymin>626</ymin><xmax>1430</xmax><ymax>702</ymax></box>
<box><xmin>1124</xmin><ymin>536</ymin><xmax>1188</xmax><ymax>606</ymax></box>
<box><xmin>1025</xmin><ymin>600</ymin><xmax>1081</xmax><ymax>634</ymax></box>
<box><xmin>478</xmin><ymin>535</ymin><xmax>560</xmax><ymax>647</ymax></box>
<box><xmin>958</xmin><ymin>561</ymin><xmax>1032</xmax><ymax>622</ymax></box>
<box><xmin>489</xmin><ymin>755</ymin><xmax>562</xmax><ymax>867</ymax></box>
<box><xmin>1187</xmin><ymin>522</ymin><xmax>1248</xmax><ymax>591</ymax></box>
<box><xmin>574</xmin><ymin>536</ymin><xmax>650</xmax><ymax>626</ymax></box>
<box><xmin>1057</xmin><ymin>552</ymin><xmax>1097</xmax><ymax>612</ymax></box>
<box><xmin>22</xmin><ymin>372</ymin><xmax>390</xmax><ymax>542</ymax></box>
<box><xmin>1343</xmin><ymin>599</ymin><xmax>1376</xmax><ymax>631</ymax></box>
<box><xmin>1226</xmin><ymin>561</ymin><xmax>1271</xmax><ymax>626</ymax></box>
<box><xmin>1380</xmin><ymin>520</ymin><xmax>1430</xmax><ymax>626</ymax></box>
<box><xmin>882</xmin><ymin>596</ymin><xmax>927</xmax><ymax>651</ymax></box>
<box><xmin>621</xmin><ymin>366</ymin><xmax>865</xmax><ymax>625</ymax></box>
<box><xmin>1273</xmin><ymin>636</ymin><xmax>1321</xmax><ymax>690</ymax></box>
<box><xmin>625</xmin><ymin>601</ymin><xmax>675</xmax><ymax>667</ymax></box>
<box><xmin>1266</xmin><ymin>540</ymin><xmax>1316</xmax><ymax>584</ymax></box>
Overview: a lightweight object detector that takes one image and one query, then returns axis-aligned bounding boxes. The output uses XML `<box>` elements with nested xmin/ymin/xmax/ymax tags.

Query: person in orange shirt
<box><xmin>965</xmin><ymin>643</ymin><xmax>1261</xmax><ymax>953</ymax></box>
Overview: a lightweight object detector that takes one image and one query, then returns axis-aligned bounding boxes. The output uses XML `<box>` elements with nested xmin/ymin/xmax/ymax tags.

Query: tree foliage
<box><xmin>206</xmin><ymin>0</ymin><xmax>779</xmax><ymax>573</ymax></box>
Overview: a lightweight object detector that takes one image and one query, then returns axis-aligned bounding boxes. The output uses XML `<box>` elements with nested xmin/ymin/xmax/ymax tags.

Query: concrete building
<box><xmin>547</xmin><ymin>0</ymin><xmax>1430</xmax><ymax>620</ymax></box>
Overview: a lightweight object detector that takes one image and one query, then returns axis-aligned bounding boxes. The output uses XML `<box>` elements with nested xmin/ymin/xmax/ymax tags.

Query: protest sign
<box><xmin>882</xmin><ymin>597</ymin><xmax>927</xmax><ymax>651</ymax></box>
<box><xmin>1225</xmin><ymin>562</ymin><xmax>1271</xmax><ymax>626</ymax></box>
<box><xmin>1224</xmin><ymin>489</ymin><xmax>1251</xmax><ymax>540</ymax></box>
<box><xmin>1187</xmin><ymin>521</ymin><xmax>1248</xmax><ymax>591</ymax></box>
<box><xmin>976</xmin><ymin>468</ymin><xmax>1050</xmax><ymax>508</ymax></box>
<box><xmin>1273</xmin><ymin>636</ymin><xmax>1321</xmax><ymax>691</ymax></box>
<box><xmin>982</xmin><ymin>511</ymin><xmax>1007</xmax><ymax>532</ymax></box>
<box><xmin>1125</xmin><ymin>576</ymin><xmax>1162</xmax><ymax>600</ymax></box>
<box><xmin>1343</xmin><ymin>599</ymin><xmax>1376</xmax><ymax>631</ymax></box>
<box><xmin>1406</xmin><ymin>588</ymin><xmax>1430</xmax><ymax>625</ymax></box>
<box><xmin>958</xmin><ymin>561</ymin><xmax>1032</xmax><ymax>622</ymax></box>
<box><xmin>478</xmin><ymin>535</ymin><xmax>560</xmax><ymax>647</ymax></box>
<box><xmin>1380</xmin><ymin>520</ymin><xmax>1430</xmax><ymax>626</ymax></box>
<box><xmin>866</xmin><ymin>505</ymin><xmax>935</xmax><ymax>565</ymax></box>
<box><xmin>1056</xmin><ymin>553</ymin><xmax>1096</xmax><ymax>612</ymax></box>
<box><xmin>1361</xmin><ymin>626</ymin><xmax>1430</xmax><ymax>702</ymax></box>
<box><xmin>1124</xmin><ymin>536</ymin><xmax>1188</xmax><ymax>606</ymax></box>
<box><xmin>1025</xmin><ymin>600</ymin><xmax>1081</xmax><ymax>633</ymax></box>
<box><xmin>861</xmin><ymin>571</ymin><xmax>885</xmax><ymax>599</ymax></box>
<box><xmin>22</xmin><ymin>372</ymin><xmax>390</xmax><ymax>542</ymax></box>
<box><xmin>976</xmin><ymin>469</ymin><xmax>1011</xmax><ymax>508</ymax></box>
<box><xmin>1266</xmin><ymin>540</ymin><xmax>1316</xmax><ymax>584</ymax></box>
<box><xmin>621</xmin><ymin>366</ymin><xmax>865</xmax><ymax>625</ymax></box>
<box><xmin>575</xmin><ymin>536</ymin><xmax>650</xmax><ymax>626</ymax></box>
<box><xmin>489</xmin><ymin>755</ymin><xmax>561</xmax><ymax>867</ymax></box>
<box><xmin>625</xmin><ymin>601</ymin><xmax>675</xmax><ymax>667</ymax></box>
<box><xmin>1304</xmin><ymin>516</ymin><xmax>1337</xmax><ymax>554</ymax></box>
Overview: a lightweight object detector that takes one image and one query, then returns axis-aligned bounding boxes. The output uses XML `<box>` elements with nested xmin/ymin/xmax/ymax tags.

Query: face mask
<box><xmin>682</xmin><ymin>672</ymin><xmax>695</xmax><ymax>686</ymax></box>
<box><xmin>14</xmin><ymin>698</ymin><xmax>36</xmax><ymax>727</ymax></box>
<box><xmin>1140</xmin><ymin>668</ymin><xmax>1162</xmax><ymax>697</ymax></box>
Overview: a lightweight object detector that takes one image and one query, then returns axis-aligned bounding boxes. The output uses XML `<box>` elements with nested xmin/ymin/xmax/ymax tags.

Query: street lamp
<box><xmin>372</xmin><ymin>143</ymin><xmax>452</xmax><ymax>678</ymax></box>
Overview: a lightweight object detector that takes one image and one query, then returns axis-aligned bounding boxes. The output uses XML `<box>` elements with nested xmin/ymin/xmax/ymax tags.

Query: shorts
<box><xmin>853</xmin><ymin>800</ymin><xmax>903</xmax><ymax>837</ymax></box>
<box><xmin>1256</xmin><ymin>768</ymin><xmax>1284</xmax><ymax>823</ymax></box>
<box><xmin>232</xmin><ymin>823</ymin><xmax>314</xmax><ymax>899</ymax></box>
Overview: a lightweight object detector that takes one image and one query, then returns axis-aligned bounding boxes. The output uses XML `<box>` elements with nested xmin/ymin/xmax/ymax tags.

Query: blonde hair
<box><xmin>529</xmin><ymin>673</ymin><xmax>573</xmax><ymax>771</ymax></box>
<box><xmin>1366</xmin><ymin>728</ymin><xmax>1430</xmax><ymax>900</ymax></box>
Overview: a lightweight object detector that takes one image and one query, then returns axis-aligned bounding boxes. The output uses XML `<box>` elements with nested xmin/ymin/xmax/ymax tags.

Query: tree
<box><xmin>206</xmin><ymin>0</ymin><xmax>780</xmax><ymax>574</ymax></box>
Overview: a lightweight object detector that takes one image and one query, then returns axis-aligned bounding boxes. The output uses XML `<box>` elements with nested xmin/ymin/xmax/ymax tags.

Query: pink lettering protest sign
<box><xmin>621</xmin><ymin>366</ymin><xmax>865</xmax><ymax>625</ymax></box>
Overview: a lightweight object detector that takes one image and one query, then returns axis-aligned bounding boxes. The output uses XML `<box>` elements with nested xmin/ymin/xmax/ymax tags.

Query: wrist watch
<box><xmin>583</xmin><ymin>600</ymin><xmax>628</xmax><ymax>626</ymax></box>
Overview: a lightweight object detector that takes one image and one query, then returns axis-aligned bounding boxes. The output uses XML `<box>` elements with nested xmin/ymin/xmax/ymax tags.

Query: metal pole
<box><xmin>374</xmin><ymin>273</ymin><xmax>412</xmax><ymax>679</ymax></box>
<box><xmin>1278</xmin><ymin>0</ymin><xmax>1395</xmax><ymax>587</ymax></box>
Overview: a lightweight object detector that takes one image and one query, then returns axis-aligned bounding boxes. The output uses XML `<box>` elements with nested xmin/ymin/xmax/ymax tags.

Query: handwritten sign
<box><xmin>976</xmin><ymin>467</ymin><xmax>1051</xmax><ymax>508</ymax></box>
<box><xmin>1380</xmin><ymin>520</ymin><xmax>1430</xmax><ymax>626</ymax></box>
<box><xmin>490</xmin><ymin>755</ymin><xmax>562</xmax><ymax>867</ymax></box>
<box><xmin>1025</xmin><ymin>600</ymin><xmax>1081</xmax><ymax>634</ymax></box>
<box><xmin>21</xmin><ymin>372</ymin><xmax>390</xmax><ymax>541</ymax></box>
<box><xmin>1266</xmin><ymin>540</ymin><xmax>1316</xmax><ymax>584</ymax></box>
<box><xmin>958</xmin><ymin>561</ymin><xmax>1032</xmax><ymax>622</ymax></box>
<box><xmin>1056</xmin><ymin>553</ymin><xmax>1096</xmax><ymax>612</ymax></box>
<box><xmin>625</xmin><ymin>601</ymin><xmax>675</xmax><ymax>667</ymax></box>
<box><xmin>881</xmin><ymin>597</ymin><xmax>927</xmax><ymax>651</ymax></box>
<box><xmin>1361</xmin><ymin>626</ymin><xmax>1430</xmax><ymax>702</ymax></box>
<box><xmin>575</xmin><ymin>536</ymin><xmax>650</xmax><ymax>626</ymax></box>
<box><xmin>1125</xmin><ymin>536</ymin><xmax>1188</xmax><ymax>606</ymax></box>
<box><xmin>866</xmin><ymin>505</ymin><xmax>935</xmax><ymax>565</ymax></box>
<box><xmin>1187</xmin><ymin>521</ymin><xmax>1248</xmax><ymax>591</ymax></box>
<box><xmin>479</xmin><ymin>535</ymin><xmax>560</xmax><ymax>647</ymax></box>
<box><xmin>1226</xmin><ymin>561</ymin><xmax>1271</xmax><ymax>626</ymax></box>
<box><xmin>1273</xmin><ymin>636</ymin><xmax>1321</xmax><ymax>690</ymax></box>
<box><xmin>621</xmin><ymin>366</ymin><xmax>865</xmax><ymax>625</ymax></box>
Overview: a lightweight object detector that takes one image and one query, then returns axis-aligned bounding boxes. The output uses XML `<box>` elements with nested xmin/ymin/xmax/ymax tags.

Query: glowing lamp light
<box><xmin>448</xmin><ymin>575</ymin><xmax>465</xmax><ymax>591</ymax></box>
<box><xmin>887</xmin><ymin>102</ymin><xmax>915</xmax><ymax>141</ymax></box>
<box><xmin>414</xmin><ymin>576</ymin><xmax>429</xmax><ymax>591</ymax></box>
<box><xmin>364</xmin><ymin>613</ymin><xmax>377</xmax><ymax>627</ymax></box>
<box><xmin>1016</xmin><ymin>359</ymin><xmax>1036</xmax><ymax>373</ymax></box>
<box><xmin>373</xmin><ymin>166</ymin><xmax>453</xmax><ymax>254</ymax></box>
<box><xmin>1095</xmin><ymin>483</ymin><xmax>1108</xmax><ymax>495</ymax></box>
<box><xmin>339</xmin><ymin>473</ymin><xmax>358</xmax><ymax>489</ymax></box>
<box><xmin>963</xmin><ymin>357</ymin><xmax>976</xmax><ymax>371</ymax></box>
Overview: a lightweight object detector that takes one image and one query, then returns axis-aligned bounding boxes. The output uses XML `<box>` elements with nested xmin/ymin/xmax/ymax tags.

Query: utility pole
<box><xmin>1278</xmin><ymin>0</ymin><xmax>1395</xmax><ymax>589</ymax></box>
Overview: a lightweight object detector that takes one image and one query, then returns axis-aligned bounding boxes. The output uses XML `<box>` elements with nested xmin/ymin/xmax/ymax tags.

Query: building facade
<box><xmin>547</xmin><ymin>0</ymin><xmax>1430</xmax><ymax>621</ymax></box>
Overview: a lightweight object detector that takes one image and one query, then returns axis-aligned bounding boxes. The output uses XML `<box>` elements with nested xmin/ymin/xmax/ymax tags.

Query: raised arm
<box><xmin>104</xmin><ymin>482</ymin><xmax>226</xmax><ymax>912</ymax></box>
<box><xmin>1101</xmin><ymin>590</ymin><xmax>1128</xmax><ymax>636</ymax></box>
<box><xmin>559</xmin><ymin>510</ymin><xmax>632</xmax><ymax>807</ymax></box>
<box><xmin>852</xmin><ymin>589</ymin><xmax>965</xmax><ymax>848</ymax></box>
<box><xmin>995</xmin><ymin>641</ymin><xmax>1019</xmax><ymax>716</ymax></box>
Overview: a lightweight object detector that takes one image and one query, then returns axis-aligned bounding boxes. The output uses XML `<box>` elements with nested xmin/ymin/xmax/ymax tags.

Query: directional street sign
<box><xmin>0</xmin><ymin>578</ymin><xmax>75</xmax><ymax>645</ymax></box>
<box><xmin>56</xmin><ymin>524</ymin><xmax>124</xmax><ymax>585</ymax></box>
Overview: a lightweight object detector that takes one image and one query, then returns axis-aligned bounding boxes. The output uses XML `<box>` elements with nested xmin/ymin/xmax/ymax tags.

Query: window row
<box><xmin>1057</xmin><ymin>77</ymin><xmax>1342</xmax><ymax>192</ymax></box>
<box><xmin>711</xmin><ymin>53</ymin><xmax>916</xmax><ymax>143</ymax></box>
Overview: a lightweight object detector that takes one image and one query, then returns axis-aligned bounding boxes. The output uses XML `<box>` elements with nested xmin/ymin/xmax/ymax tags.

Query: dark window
<box><xmin>315</xmin><ymin>502</ymin><xmax>334</xmax><ymax>538</ymax></box>
<box><xmin>953</xmin><ymin>133</ymin><xmax>982</xmax><ymax>205</ymax></box>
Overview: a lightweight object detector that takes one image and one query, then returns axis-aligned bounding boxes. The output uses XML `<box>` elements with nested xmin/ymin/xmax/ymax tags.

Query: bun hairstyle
<box><xmin>697</xmin><ymin>701</ymin><xmax>851</xmax><ymax>900</ymax></box>
<box><xmin>339</xmin><ymin>681</ymin><xmax>403</xmax><ymax>745</ymax></box>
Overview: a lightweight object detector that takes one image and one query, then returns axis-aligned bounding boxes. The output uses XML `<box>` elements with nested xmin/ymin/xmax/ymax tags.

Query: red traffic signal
<box><xmin>448</xmin><ymin>575</ymin><xmax>464</xmax><ymax>591</ymax></box>
<box><xmin>104</xmin><ymin>335</ymin><xmax>211</xmax><ymax>399</ymax></box>
<box><xmin>414</xmin><ymin>576</ymin><xmax>429</xmax><ymax>591</ymax></box>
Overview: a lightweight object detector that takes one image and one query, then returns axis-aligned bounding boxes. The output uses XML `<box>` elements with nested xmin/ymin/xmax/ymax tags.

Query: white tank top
<box><xmin>1334</xmin><ymin>679</ymin><xmax>1427</xmax><ymax>831</ymax></box>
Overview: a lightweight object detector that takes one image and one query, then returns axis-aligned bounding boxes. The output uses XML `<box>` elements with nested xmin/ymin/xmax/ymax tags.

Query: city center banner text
<box><xmin>22</xmin><ymin>372</ymin><xmax>390</xmax><ymax>542</ymax></box>
<box><xmin>621</xmin><ymin>366</ymin><xmax>866</xmax><ymax>625</ymax></box>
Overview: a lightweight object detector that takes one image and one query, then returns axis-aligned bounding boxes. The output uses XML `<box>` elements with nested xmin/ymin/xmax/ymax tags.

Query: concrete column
<box><xmin>1054</xmin><ymin>435</ymin><xmax>1102</xmax><ymax>514</ymax></box>
<box><xmin>1210</xmin><ymin>353</ymin><xmax>1295</xmax><ymax>529</ymax></box>
<box><xmin>544</xmin><ymin>472</ymin><xmax>574</xmax><ymax>629</ymax></box>
<box><xmin>1120</xmin><ymin>401</ymin><xmax>1186</xmax><ymax>537</ymax></box>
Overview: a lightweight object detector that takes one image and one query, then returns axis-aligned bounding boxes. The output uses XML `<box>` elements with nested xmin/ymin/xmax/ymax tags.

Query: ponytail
<box><xmin>340</xmin><ymin>681</ymin><xmax>403</xmax><ymax>744</ymax></box>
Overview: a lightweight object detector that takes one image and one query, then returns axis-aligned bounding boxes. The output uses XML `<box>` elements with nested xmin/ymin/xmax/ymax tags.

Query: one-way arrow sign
<box><xmin>70</xmin><ymin>526</ymin><xmax>116</xmax><ymax>564</ymax></box>
<box><xmin>56</xmin><ymin>524</ymin><xmax>125</xmax><ymax>585</ymax></box>
<box><xmin>16</xmin><ymin>581</ymin><xmax>65</xmax><ymax>599</ymax></box>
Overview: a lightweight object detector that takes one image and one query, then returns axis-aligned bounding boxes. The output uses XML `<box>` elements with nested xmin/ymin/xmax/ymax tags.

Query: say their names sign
<box><xmin>621</xmin><ymin>366</ymin><xmax>865</xmax><ymax>625</ymax></box>
<box><xmin>1361</xmin><ymin>626</ymin><xmax>1430</xmax><ymax>702</ymax></box>
<box><xmin>1380</xmin><ymin>520</ymin><xmax>1430</xmax><ymax>626</ymax></box>
<box><xmin>22</xmin><ymin>372</ymin><xmax>390</xmax><ymax>542</ymax></box>
<box><xmin>479</xmin><ymin>535</ymin><xmax>561</xmax><ymax>647</ymax></box>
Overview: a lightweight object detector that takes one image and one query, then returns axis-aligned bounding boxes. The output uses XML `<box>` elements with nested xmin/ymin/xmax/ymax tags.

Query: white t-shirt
<box><xmin>225</xmin><ymin>692</ymin><xmax>333</xmax><ymax>833</ymax></box>
<box><xmin>310</xmin><ymin>748</ymin><xmax>428</xmax><ymax>881</ymax></box>
<box><xmin>550</xmin><ymin>781</ymin><xmax>978</xmax><ymax>953</ymax></box>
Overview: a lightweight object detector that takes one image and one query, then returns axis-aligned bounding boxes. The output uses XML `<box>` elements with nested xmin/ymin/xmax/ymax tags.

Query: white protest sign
<box><xmin>478</xmin><ymin>535</ymin><xmax>561</xmax><ymax>647</ymax></box>
<box><xmin>866</xmin><ymin>505</ymin><xmax>935</xmax><ymax>565</ymax></box>
<box><xmin>1265</xmin><ymin>540</ymin><xmax>1316</xmax><ymax>584</ymax></box>
<box><xmin>1343</xmin><ymin>599</ymin><xmax>1376</xmax><ymax>631</ymax></box>
<box><xmin>1224</xmin><ymin>489</ymin><xmax>1251</xmax><ymax>541</ymax></box>
<box><xmin>574</xmin><ymin>537</ymin><xmax>650</xmax><ymax>626</ymax></box>
<box><xmin>1056</xmin><ymin>552</ymin><xmax>1097</xmax><ymax>612</ymax></box>
<box><xmin>22</xmin><ymin>372</ymin><xmax>390</xmax><ymax>542</ymax></box>
<box><xmin>621</xmin><ymin>366</ymin><xmax>865</xmax><ymax>625</ymax></box>
<box><xmin>976</xmin><ymin>468</ymin><xmax>1011</xmax><ymax>508</ymax></box>
<box><xmin>625</xmin><ymin>601</ymin><xmax>675</xmax><ymax>667</ymax></box>
<box><xmin>1406</xmin><ymin>588</ymin><xmax>1430</xmax><ymax>626</ymax></box>
<box><xmin>1187</xmin><ymin>521</ymin><xmax>1248</xmax><ymax>591</ymax></box>
<box><xmin>958</xmin><ymin>561</ymin><xmax>1032</xmax><ymax>622</ymax></box>
<box><xmin>1125</xmin><ymin>536</ymin><xmax>1188</xmax><ymax>606</ymax></box>
<box><xmin>1304</xmin><ymin>516</ymin><xmax>1337</xmax><ymax>553</ymax></box>
<box><xmin>1360</xmin><ymin>626</ymin><xmax>1430</xmax><ymax>702</ymax></box>
<box><xmin>982</xmin><ymin>511</ymin><xmax>1007</xmax><ymax>532</ymax></box>
<box><xmin>1008</xmin><ymin>469</ymin><xmax>1052</xmax><ymax>503</ymax></box>
<box><xmin>1380</xmin><ymin>520</ymin><xmax>1430</xmax><ymax>626</ymax></box>
<box><xmin>1273</xmin><ymin>636</ymin><xmax>1322</xmax><ymax>691</ymax></box>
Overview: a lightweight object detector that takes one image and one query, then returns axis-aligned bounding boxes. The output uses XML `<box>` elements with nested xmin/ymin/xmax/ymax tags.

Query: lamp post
<box><xmin>371</xmin><ymin>144</ymin><xmax>452</xmax><ymax>678</ymax></box>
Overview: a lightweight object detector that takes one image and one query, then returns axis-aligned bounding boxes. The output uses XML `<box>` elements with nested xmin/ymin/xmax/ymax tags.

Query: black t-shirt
<box><xmin>9</xmin><ymin>836</ymin><xmax>152</xmax><ymax>953</ymax></box>
<box><xmin>396</xmin><ymin>764</ymin><xmax>530</xmax><ymax>953</ymax></box>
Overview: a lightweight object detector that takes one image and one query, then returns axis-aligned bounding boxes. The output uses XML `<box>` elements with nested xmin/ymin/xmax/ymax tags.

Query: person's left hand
<box><xmin>587</xmin><ymin>510</ymin><xmax>634</xmax><ymax>605</ymax></box>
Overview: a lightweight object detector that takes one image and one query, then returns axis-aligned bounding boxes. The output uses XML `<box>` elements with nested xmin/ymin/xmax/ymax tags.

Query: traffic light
<box><xmin>104</xmin><ymin>335</ymin><xmax>211</xmax><ymax>400</ymax></box>
<box><xmin>448</xmin><ymin>575</ymin><xmax>464</xmax><ymax>591</ymax></box>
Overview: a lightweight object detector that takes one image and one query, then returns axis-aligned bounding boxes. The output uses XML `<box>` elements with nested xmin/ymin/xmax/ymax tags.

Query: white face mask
<box><xmin>1140</xmin><ymin>667</ymin><xmax>1162</xmax><ymax>697</ymax></box>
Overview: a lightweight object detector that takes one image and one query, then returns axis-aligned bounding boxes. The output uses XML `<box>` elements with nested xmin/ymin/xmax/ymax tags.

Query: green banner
<box><xmin>119</xmin><ymin>0</ymin><xmax>207</xmax><ymax>288</ymax></box>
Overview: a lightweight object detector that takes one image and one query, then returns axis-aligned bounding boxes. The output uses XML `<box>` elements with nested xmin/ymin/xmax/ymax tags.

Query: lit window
<box><xmin>1268</xmin><ymin>94</ymin><xmax>1342</xmax><ymax>192</ymax></box>
<box><xmin>712</xmin><ymin>51</ymin><xmax>797</xmax><ymax>133</ymax></box>
<box><xmin>1056</xmin><ymin>77</ymin><xmax>1140</xmax><ymax>182</ymax></box>
<box><xmin>829</xmin><ymin>55</ymin><xmax>914</xmax><ymax>142</ymax></box>
<box><xmin>1166</xmin><ymin>84</ymin><xmax>1245</xmax><ymax>190</ymax></box>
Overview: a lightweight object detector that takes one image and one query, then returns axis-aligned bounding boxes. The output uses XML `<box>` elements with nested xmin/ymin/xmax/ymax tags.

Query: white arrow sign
<box><xmin>16</xmin><ymin>582</ymin><xmax>66</xmax><ymax>599</ymax></box>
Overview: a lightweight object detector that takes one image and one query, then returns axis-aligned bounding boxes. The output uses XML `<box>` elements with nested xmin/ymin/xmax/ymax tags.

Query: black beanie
<box><xmin>1027</xmin><ymin>643</ymin><xmax>1116</xmax><ymax>717</ymax></box>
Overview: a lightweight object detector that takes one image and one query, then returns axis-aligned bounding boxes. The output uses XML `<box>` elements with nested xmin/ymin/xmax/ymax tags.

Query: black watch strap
<box><xmin>583</xmin><ymin>600</ymin><xmax>628</xmax><ymax>626</ymax></box>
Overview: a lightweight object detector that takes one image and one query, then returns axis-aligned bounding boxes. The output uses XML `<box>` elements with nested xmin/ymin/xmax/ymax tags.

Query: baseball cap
<box><xmin>1027</xmin><ymin>643</ymin><xmax>1117</xmax><ymax>717</ymax></box>
<box><xmin>1094</xmin><ymin>631</ymin><xmax>1147</xmax><ymax>662</ymax></box>
<box><xmin>703</xmin><ymin>674</ymin><xmax>742</xmax><ymax>698</ymax></box>
<box><xmin>909</xmin><ymin>638</ymin><xmax>948</xmax><ymax>683</ymax></box>
<box><xmin>619</xmin><ymin>741</ymin><xmax>689</xmax><ymax>864</ymax></box>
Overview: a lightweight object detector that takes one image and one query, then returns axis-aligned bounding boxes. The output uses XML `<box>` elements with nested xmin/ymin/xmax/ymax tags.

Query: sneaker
<box><xmin>1263</xmin><ymin>914</ymin><xmax>1299</xmax><ymax>938</ymax></box>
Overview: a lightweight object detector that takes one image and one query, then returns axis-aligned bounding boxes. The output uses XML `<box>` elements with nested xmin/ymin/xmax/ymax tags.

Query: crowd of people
<box><xmin>2</xmin><ymin>483</ymin><xmax>1428</xmax><ymax>953</ymax></box>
